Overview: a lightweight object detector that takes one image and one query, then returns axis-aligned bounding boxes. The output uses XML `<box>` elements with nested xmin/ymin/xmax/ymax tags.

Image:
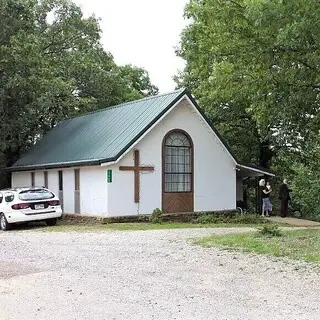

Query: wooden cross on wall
<box><xmin>119</xmin><ymin>150</ymin><xmax>154</xmax><ymax>203</ymax></box>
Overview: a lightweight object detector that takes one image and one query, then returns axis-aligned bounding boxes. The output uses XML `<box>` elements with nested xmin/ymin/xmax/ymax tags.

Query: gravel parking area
<box><xmin>0</xmin><ymin>227</ymin><xmax>319</xmax><ymax>320</ymax></box>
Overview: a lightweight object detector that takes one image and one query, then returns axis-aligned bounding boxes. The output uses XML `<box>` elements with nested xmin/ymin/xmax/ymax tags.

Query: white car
<box><xmin>0</xmin><ymin>187</ymin><xmax>63</xmax><ymax>231</ymax></box>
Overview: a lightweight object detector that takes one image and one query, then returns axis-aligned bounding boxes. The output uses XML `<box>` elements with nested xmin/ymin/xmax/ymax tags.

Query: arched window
<box><xmin>164</xmin><ymin>131</ymin><xmax>192</xmax><ymax>192</ymax></box>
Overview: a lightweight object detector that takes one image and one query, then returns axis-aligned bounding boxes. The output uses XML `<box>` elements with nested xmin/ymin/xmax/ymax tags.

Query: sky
<box><xmin>73</xmin><ymin>0</ymin><xmax>189</xmax><ymax>93</ymax></box>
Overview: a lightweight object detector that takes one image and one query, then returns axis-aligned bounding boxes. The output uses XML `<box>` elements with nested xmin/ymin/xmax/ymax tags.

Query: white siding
<box><xmin>107</xmin><ymin>156</ymin><xmax>158</xmax><ymax>216</ymax></box>
<box><xmin>62</xmin><ymin>169</ymin><xmax>74</xmax><ymax>214</ymax></box>
<box><xmin>13</xmin><ymin>170</ymin><xmax>59</xmax><ymax>194</ymax></box>
<box><xmin>13</xmin><ymin>170</ymin><xmax>60</xmax><ymax>197</ymax></box>
<box><xmin>12</xmin><ymin>172</ymin><xmax>31</xmax><ymax>187</ymax></box>
<box><xmin>107</xmin><ymin>99</ymin><xmax>236</xmax><ymax>216</ymax></box>
<box><xmin>80</xmin><ymin>167</ymin><xmax>108</xmax><ymax>215</ymax></box>
<box><xmin>35</xmin><ymin>171</ymin><xmax>44</xmax><ymax>187</ymax></box>
<box><xmin>12</xmin><ymin>167</ymin><xmax>108</xmax><ymax>216</ymax></box>
<box><xmin>48</xmin><ymin>170</ymin><xmax>59</xmax><ymax>197</ymax></box>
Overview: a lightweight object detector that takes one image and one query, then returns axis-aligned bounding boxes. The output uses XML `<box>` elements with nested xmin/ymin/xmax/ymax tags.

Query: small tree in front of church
<box><xmin>149</xmin><ymin>208</ymin><xmax>163</xmax><ymax>224</ymax></box>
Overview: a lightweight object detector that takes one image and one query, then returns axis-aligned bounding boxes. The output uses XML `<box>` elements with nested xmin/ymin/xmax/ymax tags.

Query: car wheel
<box><xmin>46</xmin><ymin>218</ymin><xmax>57</xmax><ymax>226</ymax></box>
<box><xmin>0</xmin><ymin>214</ymin><xmax>11</xmax><ymax>231</ymax></box>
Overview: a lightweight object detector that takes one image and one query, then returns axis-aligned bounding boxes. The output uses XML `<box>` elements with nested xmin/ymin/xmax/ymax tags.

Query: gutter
<box><xmin>236</xmin><ymin>163</ymin><xmax>275</xmax><ymax>177</ymax></box>
<box><xmin>6</xmin><ymin>158</ymin><xmax>104</xmax><ymax>172</ymax></box>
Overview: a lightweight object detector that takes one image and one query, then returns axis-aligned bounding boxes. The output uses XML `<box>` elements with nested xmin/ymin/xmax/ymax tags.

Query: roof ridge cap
<box><xmin>62</xmin><ymin>88</ymin><xmax>186</xmax><ymax>121</ymax></box>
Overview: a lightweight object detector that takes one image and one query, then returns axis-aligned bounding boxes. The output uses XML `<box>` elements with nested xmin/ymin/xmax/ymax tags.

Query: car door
<box><xmin>0</xmin><ymin>192</ymin><xmax>3</xmax><ymax>211</ymax></box>
<box><xmin>3</xmin><ymin>192</ymin><xmax>15</xmax><ymax>215</ymax></box>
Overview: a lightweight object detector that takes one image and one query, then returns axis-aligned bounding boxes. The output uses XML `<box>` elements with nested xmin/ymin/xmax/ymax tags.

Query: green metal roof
<box><xmin>10</xmin><ymin>88</ymin><xmax>189</xmax><ymax>171</ymax></box>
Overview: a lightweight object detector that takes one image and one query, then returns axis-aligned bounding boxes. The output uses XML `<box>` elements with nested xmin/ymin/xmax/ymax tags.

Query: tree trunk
<box><xmin>259</xmin><ymin>139</ymin><xmax>274</xmax><ymax>169</ymax></box>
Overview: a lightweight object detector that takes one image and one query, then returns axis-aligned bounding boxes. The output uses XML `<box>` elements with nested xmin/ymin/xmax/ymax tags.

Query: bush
<box><xmin>194</xmin><ymin>212</ymin><xmax>266</xmax><ymax>224</ymax></box>
<box><xmin>149</xmin><ymin>208</ymin><xmax>163</xmax><ymax>224</ymax></box>
<box><xmin>290</xmin><ymin>164</ymin><xmax>320</xmax><ymax>221</ymax></box>
<box><xmin>196</xmin><ymin>214</ymin><xmax>221</xmax><ymax>224</ymax></box>
<box><xmin>195</xmin><ymin>212</ymin><xmax>234</xmax><ymax>224</ymax></box>
<box><xmin>231</xmin><ymin>214</ymin><xmax>267</xmax><ymax>224</ymax></box>
<box><xmin>257</xmin><ymin>225</ymin><xmax>282</xmax><ymax>237</ymax></box>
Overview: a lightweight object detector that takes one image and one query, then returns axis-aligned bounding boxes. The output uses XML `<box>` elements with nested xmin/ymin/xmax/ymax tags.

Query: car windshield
<box><xmin>19</xmin><ymin>189</ymin><xmax>55</xmax><ymax>201</ymax></box>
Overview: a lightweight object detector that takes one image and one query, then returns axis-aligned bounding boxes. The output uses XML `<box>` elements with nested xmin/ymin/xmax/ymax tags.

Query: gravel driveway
<box><xmin>0</xmin><ymin>227</ymin><xmax>319</xmax><ymax>320</ymax></box>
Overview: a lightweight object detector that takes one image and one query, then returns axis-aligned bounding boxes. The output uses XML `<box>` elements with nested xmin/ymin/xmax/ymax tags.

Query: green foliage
<box><xmin>195</xmin><ymin>212</ymin><xmax>266</xmax><ymax>224</ymax></box>
<box><xmin>231</xmin><ymin>214</ymin><xmax>267</xmax><ymax>224</ymax></box>
<box><xmin>119</xmin><ymin>64</ymin><xmax>159</xmax><ymax>97</ymax></box>
<box><xmin>177</xmin><ymin>0</ymin><xmax>320</xmax><ymax>168</ymax></box>
<box><xmin>0</xmin><ymin>0</ymin><xmax>157</xmax><ymax>187</ymax></box>
<box><xmin>177</xmin><ymin>0</ymin><xmax>320</xmax><ymax>218</ymax></box>
<box><xmin>257</xmin><ymin>225</ymin><xmax>282</xmax><ymax>237</ymax></box>
<box><xmin>290</xmin><ymin>163</ymin><xmax>320</xmax><ymax>221</ymax></box>
<box><xmin>149</xmin><ymin>208</ymin><xmax>163</xmax><ymax>224</ymax></box>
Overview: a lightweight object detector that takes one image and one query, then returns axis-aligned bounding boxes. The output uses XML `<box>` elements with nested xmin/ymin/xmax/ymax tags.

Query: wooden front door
<box><xmin>162</xmin><ymin>130</ymin><xmax>194</xmax><ymax>213</ymax></box>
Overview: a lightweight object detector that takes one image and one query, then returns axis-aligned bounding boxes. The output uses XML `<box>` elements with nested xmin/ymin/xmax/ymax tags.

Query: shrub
<box><xmin>231</xmin><ymin>214</ymin><xmax>267</xmax><ymax>224</ymax></box>
<box><xmin>149</xmin><ymin>208</ymin><xmax>163</xmax><ymax>224</ymax></box>
<box><xmin>196</xmin><ymin>214</ymin><xmax>220</xmax><ymax>224</ymax></box>
<box><xmin>290</xmin><ymin>163</ymin><xmax>320</xmax><ymax>221</ymax></box>
<box><xmin>195</xmin><ymin>212</ymin><xmax>234</xmax><ymax>224</ymax></box>
<box><xmin>195</xmin><ymin>212</ymin><xmax>266</xmax><ymax>224</ymax></box>
<box><xmin>257</xmin><ymin>225</ymin><xmax>282</xmax><ymax>237</ymax></box>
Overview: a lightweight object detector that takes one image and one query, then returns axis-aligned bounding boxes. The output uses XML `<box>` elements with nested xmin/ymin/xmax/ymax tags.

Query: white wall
<box><xmin>80</xmin><ymin>166</ymin><xmax>108</xmax><ymax>215</ymax></box>
<box><xmin>48</xmin><ymin>170</ymin><xmax>59</xmax><ymax>197</ymax></box>
<box><xmin>11</xmin><ymin>166</ymin><xmax>108</xmax><ymax>216</ymax></box>
<box><xmin>62</xmin><ymin>169</ymin><xmax>74</xmax><ymax>214</ymax></box>
<box><xmin>12</xmin><ymin>172</ymin><xmax>31</xmax><ymax>187</ymax></box>
<box><xmin>107</xmin><ymin>152</ymin><xmax>159</xmax><ymax>216</ymax></box>
<box><xmin>12</xmin><ymin>171</ymin><xmax>44</xmax><ymax>188</ymax></box>
<box><xmin>12</xmin><ymin>169</ymin><xmax>61</xmax><ymax>198</ymax></box>
<box><xmin>107</xmin><ymin>98</ymin><xmax>236</xmax><ymax>216</ymax></box>
<box><xmin>35</xmin><ymin>171</ymin><xmax>44</xmax><ymax>187</ymax></box>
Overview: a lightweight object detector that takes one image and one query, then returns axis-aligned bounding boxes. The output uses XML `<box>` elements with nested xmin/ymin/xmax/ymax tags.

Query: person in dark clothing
<box><xmin>279</xmin><ymin>179</ymin><xmax>292</xmax><ymax>217</ymax></box>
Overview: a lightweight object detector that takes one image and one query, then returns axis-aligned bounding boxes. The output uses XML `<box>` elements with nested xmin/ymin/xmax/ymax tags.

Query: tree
<box><xmin>177</xmin><ymin>0</ymin><xmax>320</xmax><ymax>168</ymax></box>
<box><xmin>119</xmin><ymin>64</ymin><xmax>159</xmax><ymax>98</ymax></box>
<box><xmin>0</xmin><ymin>0</ymin><xmax>157</xmax><ymax>187</ymax></box>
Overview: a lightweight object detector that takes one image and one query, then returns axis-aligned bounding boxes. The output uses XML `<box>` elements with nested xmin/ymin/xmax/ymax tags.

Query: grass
<box><xmin>11</xmin><ymin>213</ymin><xmax>286</xmax><ymax>233</ymax></box>
<box><xmin>194</xmin><ymin>228</ymin><xmax>320</xmax><ymax>263</ymax></box>
<box><xmin>16</xmin><ymin>220</ymin><xmax>282</xmax><ymax>232</ymax></box>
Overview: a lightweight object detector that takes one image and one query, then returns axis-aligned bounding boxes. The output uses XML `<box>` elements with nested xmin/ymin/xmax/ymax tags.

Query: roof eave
<box><xmin>236</xmin><ymin>163</ymin><xmax>275</xmax><ymax>177</ymax></box>
<box><xmin>6</xmin><ymin>159</ymin><xmax>103</xmax><ymax>172</ymax></box>
<box><xmin>183</xmin><ymin>91</ymin><xmax>239</xmax><ymax>164</ymax></box>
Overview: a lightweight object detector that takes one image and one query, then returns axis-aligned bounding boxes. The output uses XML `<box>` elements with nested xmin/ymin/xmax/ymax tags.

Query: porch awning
<box><xmin>236</xmin><ymin>164</ymin><xmax>275</xmax><ymax>178</ymax></box>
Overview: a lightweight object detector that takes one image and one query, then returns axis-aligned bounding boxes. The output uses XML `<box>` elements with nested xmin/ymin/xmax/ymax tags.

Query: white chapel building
<box><xmin>9</xmin><ymin>89</ymin><xmax>273</xmax><ymax>216</ymax></box>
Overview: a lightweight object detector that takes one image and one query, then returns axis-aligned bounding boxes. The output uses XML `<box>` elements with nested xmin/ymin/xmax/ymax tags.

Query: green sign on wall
<box><xmin>107</xmin><ymin>169</ymin><xmax>112</xmax><ymax>183</ymax></box>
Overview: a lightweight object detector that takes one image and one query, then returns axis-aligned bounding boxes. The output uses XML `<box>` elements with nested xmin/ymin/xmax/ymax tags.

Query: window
<box><xmin>19</xmin><ymin>189</ymin><xmax>54</xmax><ymax>201</ymax></box>
<box><xmin>58</xmin><ymin>171</ymin><xmax>63</xmax><ymax>191</ymax></box>
<box><xmin>44</xmin><ymin>171</ymin><xmax>48</xmax><ymax>188</ymax></box>
<box><xmin>31</xmin><ymin>172</ymin><xmax>35</xmax><ymax>187</ymax></box>
<box><xmin>5</xmin><ymin>192</ymin><xmax>14</xmax><ymax>202</ymax></box>
<box><xmin>164</xmin><ymin>131</ymin><xmax>192</xmax><ymax>192</ymax></box>
<box><xmin>0</xmin><ymin>193</ymin><xmax>3</xmax><ymax>203</ymax></box>
<box><xmin>74</xmin><ymin>169</ymin><xmax>80</xmax><ymax>191</ymax></box>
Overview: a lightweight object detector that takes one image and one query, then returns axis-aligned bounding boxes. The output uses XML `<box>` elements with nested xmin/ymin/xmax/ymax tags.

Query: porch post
<box><xmin>255</xmin><ymin>177</ymin><xmax>261</xmax><ymax>214</ymax></box>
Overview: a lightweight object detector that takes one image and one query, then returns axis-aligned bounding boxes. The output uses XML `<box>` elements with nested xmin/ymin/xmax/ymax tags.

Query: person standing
<box><xmin>279</xmin><ymin>179</ymin><xmax>292</xmax><ymax>217</ymax></box>
<box><xmin>259</xmin><ymin>179</ymin><xmax>272</xmax><ymax>217</ymax></box>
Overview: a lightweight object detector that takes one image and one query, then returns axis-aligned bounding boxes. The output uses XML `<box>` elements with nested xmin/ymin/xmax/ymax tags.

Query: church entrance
<box><xmin>162</xmin><ymin>130</ymin><xmax>194</xmax><ymax>213</ymax></box>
